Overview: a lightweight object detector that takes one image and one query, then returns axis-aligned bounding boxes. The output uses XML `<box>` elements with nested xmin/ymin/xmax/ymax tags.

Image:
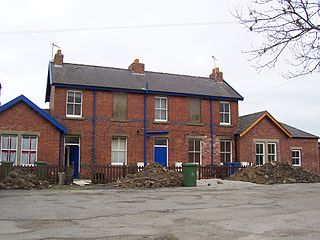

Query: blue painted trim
<box><xmin>0</xmin><ymin>95</ymin><xmax>67</xmax><ymax>133</ymax></box>
<box><xmin>210</xmin><ymin>97</ymin><xmax>214</xmax><ymax>164</ymax></box>
<box><xmin>92</xmin><ymin>89</ymin><xmax>97</xmax><ymax>165</ymax></box>
<box><xmin>146</xmin><ymin>130</ymin><xmax>169</xmax><ymax>136</ymax></box>
<box><xmin>52</xmin><ymin>83</ymin><xmax>243</xmax><ymax>101</ymax></box>
<box><xmin>45</xmin><ymin>62</ymin><xmax>53</xmax><ymax>102</ymax></box>
<box><xmin>143</xmin><ymin>81</ymin><xmax>148</xmax><ymax>167</ymax></box>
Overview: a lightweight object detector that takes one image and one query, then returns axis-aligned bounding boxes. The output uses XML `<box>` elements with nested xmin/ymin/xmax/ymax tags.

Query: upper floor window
<box><xmin>0</xmin><ymin>135</ymin><xmax>18</xmax><ymax>163</ymax></box>
<box><xmin>189</xmin><ymin>98</ymin><xmax>201</xmax><ymax>123</ymax></box>
<box><xmin>220</xmin><ymin>102</ymin><xmax>231</xmax><ymax>125</ymax></box>
<box><xmin>66</xmin><ymin>90</ymin><xmax>82</xmax><ymax>117</ymax></box>
<box><xmin>155</xmin><ymin>96</ymin><xmax>168</xmax><ymax>122</ymax></box>
<box><xmin>111</xmin><ymin>137</ymin><xmax>127</xmax><ymax>165</ymax></box>
<box><xmin>220</xmin><ymin>140</ymin><xmax>232</xmax><ymax>162</ymax></box>
<box><xmin>21</xmin><ymin>136</ymin><xmax>38</xmax><ymax>165</ymax></box>
<box><xmin>112</xmin><ymin>92</ymin><xmax>127</xmax><ymax>121</ymax></box>
<box><xmin>292</xmin><ymin>149</ymin><xmax>301</xmax><ymax>166</ymax></box>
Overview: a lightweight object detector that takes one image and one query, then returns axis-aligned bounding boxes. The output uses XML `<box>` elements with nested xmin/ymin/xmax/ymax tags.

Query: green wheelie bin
<box><xmin>182</xmin><ymin>163</ymin><xmax>198</xmax><ymax>187</ymax></box>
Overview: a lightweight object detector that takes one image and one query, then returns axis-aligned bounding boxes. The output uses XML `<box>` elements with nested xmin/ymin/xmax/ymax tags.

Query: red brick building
<box><xmin>236</xmin><ymin>111</ymin><xmax>319</xmax><ymax>173</ymax></box>
<box><xmin>0</xmin><ymin>95</ymin><xmax>67</xmax><ymax>166</ymax></box>
<box><xmin>0</xmin><ymin>50</ymin><xmax>319</xmax><ymax>177</ymax></box>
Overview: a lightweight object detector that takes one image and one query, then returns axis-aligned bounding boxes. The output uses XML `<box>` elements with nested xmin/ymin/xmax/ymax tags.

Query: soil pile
<box><xmin>227</xmin><ymin>161</ymin><xmax>320</xmax><ymax>184</ymax></box>
<box><xmin>0</xmin><ymin>169</ymin><xmax>50</xmax><ymax>190</ymax></box>
<box><xmin>112</xmin><ymin>163</ymin><xmax>183</xmax><ymax>188</ymax></box>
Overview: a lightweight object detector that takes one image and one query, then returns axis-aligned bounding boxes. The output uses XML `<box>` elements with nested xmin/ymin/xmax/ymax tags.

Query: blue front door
<box><xmin>154</xmin><ymin>138</ymin><xmax>168</xmax><ymax>167</ymax></box>
<box><xmin>70</xmin><ymin>145</ymin><xmax>80</xmax><ymax>178</ymax></box>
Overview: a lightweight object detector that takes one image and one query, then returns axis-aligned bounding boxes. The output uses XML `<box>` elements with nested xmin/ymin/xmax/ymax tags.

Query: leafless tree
<box><xmin>235</xmin><ymin>0</ymin><xmax>320</xmax><ymax>78</ymax></box>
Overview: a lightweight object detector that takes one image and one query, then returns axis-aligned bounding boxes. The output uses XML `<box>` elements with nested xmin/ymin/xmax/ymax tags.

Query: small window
<box><xmin>220</xmin><ymin>102</ymin><xmax>231</xmax><ymax>125</ymax></box>
<box><xmin>66</xmin><ymin>90</ymin><xmax>82</xmax><ymax>117</ymax></box>
<box><xmin>111</xmin><ymin>137</ymin><xmax>127</xmax><ymax>165</ymax></box>
<box><xmin>189</xmin><ymin>98</ymin><xmax>201</xmax><ymax>123</ymax></box>
<box><xmin>292</xmin><ymin>149</ymin><xmax>301</xmax><ymax>166</ymax></box>
<box><xmin>256</xmin><ymin>142</ymin><xmax>264</xmax><ymax>165</ymax></box>
<box><xmin>112</xmin><ymin>92</ymin><xmax>127</xmax><ymax>120</ymax></box>
<box><xmin>155</xmin><ymin>96</ymin><xmax>168</xmax><ymax>122</ymax></box>
<box><xmin>65</xmin><ymin>136</ymin><xmax>80</xmax><ymax>144</ymax></box>
<box><xmin>220</xmin><ymin>140</ymin><xmax>232</xmax><ymax>162</ymax></box>
<box><xmin>267</xmin><ymin>143</ymin><xmax>277</xmax><ymax>162</ymax></box>
<box><xmin>188</xmin><ymin>139</ymin><xmax>201</xmax><ymax>164</ymax></box>
<box><xmin>21</xmin><ymin>136</ymin><xmax>38</xmax><ymax>165</ymax></box>
<box><xmin>0</xmin><ymin>135</ymin><xmax>18</xmax><ymax>163</ymax></box>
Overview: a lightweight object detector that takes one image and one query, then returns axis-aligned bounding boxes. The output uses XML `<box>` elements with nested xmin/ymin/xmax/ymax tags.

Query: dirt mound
<box><xmin>0</xmin><ymin>169</ymin><xmax>50</xmax><ymax>190</ymax></box>
<box><xmin>227</xmin><ymin>161</ymin><xmax>320</xmax><ymax>184</ymax></box>
<box><xmin>112</xmin><ymin>163</ymin><xmax>183</xmax><ymax>188</ymax></box>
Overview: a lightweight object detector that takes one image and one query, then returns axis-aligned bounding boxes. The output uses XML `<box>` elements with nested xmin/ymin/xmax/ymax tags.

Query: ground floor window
<box><xmin>0</xmin><ymin>135</ymin><xmax>18</xmax><ymax>163</ymax></box>
<box><xmin>256</xmin><ymin>142</ymin><xmax>264</xmax><ymax>165</ymax></box>
<box><xmin>220</xmin><ymin>140</ymin><xmax>232</xmax><ymax>162</ymax></box>
<box><xmin>292</xmin><ymin>149</ymin><xmax>301</xmax><ymax>166</ymax></box>
<box><xmin>188</xmin><ymin>139</ymin><xmax>201</xmax><ymax>164</ymax></box>
<box><xmin>255</xmin><ymin>142</ymin><xmax>277</xmax><ymax>165</ymax></box>
<box><xmin>111</xmin><ymin>137</ymin><xmax>127</xmax><ymax>165</ymax></box>
<box><xmin>21</xmin><ymin>136</ymin><xmax>38</xmax><ymax>165</ymax></box>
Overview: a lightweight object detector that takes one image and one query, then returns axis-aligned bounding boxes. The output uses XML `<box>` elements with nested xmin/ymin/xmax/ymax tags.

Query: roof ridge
<box><xmin>59</xmin><ymin>62</ymin><xmax>214</xmax><ymax>80</ymax></box>
<box><xmin>240</xmin><ymin>110</ymin><xmax>267</xmax><ymax>118</ymax></box>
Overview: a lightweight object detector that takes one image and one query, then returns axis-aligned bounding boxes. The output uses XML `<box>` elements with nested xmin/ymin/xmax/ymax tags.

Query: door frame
<box><xmin>153</xmin><ymin>138</ymin><xmax>168</xmax><ymax>167</ymax></box>
<box><xmin>64</xmin><ymin>137</ymin><xmax>81</xmax><ymax>175</ymax></box>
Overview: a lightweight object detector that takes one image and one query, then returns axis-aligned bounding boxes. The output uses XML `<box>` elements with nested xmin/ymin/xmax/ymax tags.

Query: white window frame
<box><xmin>292</xmin><ymin>149</ymin><xmax>301</xmax><ymax>166</ymax></box>
<box><xmin>267</xmin><ymin>143</ymin><xmax>277</xmax><ymax>162</ymax></box>
<box><xmin>220</xmin><ymin>140</ymin><xmax>232</xmax><ymax>163</ymax></box>
<box><xmin>219</xmin><ymin>102</ymin><xmax>231</xmax><ymax>125</ymax></box>
<box><xmin>20</xmin><ymin>136</ymin><xmax>38</xmax><ymax>166</ymax></box>
<box><xmin>0</xmin><ymin>135</ymin><xmax>18</xmax><ymax>163</ymax></box>
<box><xmin>188</xmin><ymin>139</ymin><xmax>202</xmax><ymax>165</ymax></box>
<box><xmin>66</xmin><ymin>90</ymin><xmax>83</xmax><ymax>118</ymax></box>
<box><xmin>111</xmin><ymin>137</ymin><xmax>127</xmax><ymax>165</ymax></box>
<box><xmin>155</xmin><ymin>96</ymin><xmax>168</xmax><ymax>122</ymax></box>
<box><xmin>255</xmin><ymin>142</ymin><xmax>265</xmax><ymax>166</ymax></box>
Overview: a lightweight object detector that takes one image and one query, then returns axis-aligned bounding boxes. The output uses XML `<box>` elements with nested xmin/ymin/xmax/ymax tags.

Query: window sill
<box><xmin>187</xmin><ymin>122</ymin><xmax>204</xmax><ymax>126</ymax></box>
<box><xmin>110</xmin><ymin>119</ymin><xmax>130</xmax><ymax>123</ymax></box>
<box><xmin>153</xmin><ymin>121</ymin><xmax>170</xmax><ymax>125</ymax></box>
<box><xmin>219</xmin><ymin>124</ymin><xmax>233</xmax><ymax>128</ymax></box>
<box><xmin>65</xmin><ymin>116</ymin><xmax>85</xmax><ymax>120</ymax></box>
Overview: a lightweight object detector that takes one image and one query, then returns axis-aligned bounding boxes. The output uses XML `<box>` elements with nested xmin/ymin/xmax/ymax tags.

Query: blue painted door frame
<box><xmin>154</xmin><ymin>138</ymin><xmax>168</xmax><ymax>167</ymax></box>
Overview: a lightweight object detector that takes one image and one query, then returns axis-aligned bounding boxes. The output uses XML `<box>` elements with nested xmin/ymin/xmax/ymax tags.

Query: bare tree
<box><xmin>235</xmin><ymin>0</ymin><xmax>320</xmax><ymax>78</ymax></box>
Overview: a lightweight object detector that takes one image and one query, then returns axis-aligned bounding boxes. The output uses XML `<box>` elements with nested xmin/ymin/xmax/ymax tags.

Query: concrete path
<box><xmin>1</xmin><ymin>179</ymin><xmax>320</xmax><ymax>240</ymax></box>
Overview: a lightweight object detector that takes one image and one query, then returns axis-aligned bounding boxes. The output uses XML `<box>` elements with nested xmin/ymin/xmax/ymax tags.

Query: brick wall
<box><xmin>51</xmin><ymin>87</ymin><xmax>239</xmax><ymax>168</ymax></box>
<box><xmin>0</xmin><ymin>102</ymin><xmax>62</xmax><ymax>165</ymax></box>
<box><xmin>237</xmin><ymin>117</ymin><xmax>319</xmax><ymax>173</ymax></box>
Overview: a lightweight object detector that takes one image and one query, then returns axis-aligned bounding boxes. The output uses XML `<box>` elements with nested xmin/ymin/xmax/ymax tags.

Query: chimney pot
<box><xmin>54</xmin><ymin>50</ymin><xmax>64</xmax><ymax>65</ymax></box>
<box><xmin>128</xmin><ymin>58</ymin><xmax>145</xmax><ymax>74</ymax></box>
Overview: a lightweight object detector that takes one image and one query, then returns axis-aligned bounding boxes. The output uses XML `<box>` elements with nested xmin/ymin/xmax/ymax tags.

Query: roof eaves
<box><xmin>0</xmin><ymin>95</ymin><xmax>67</xmax><ymax>133</ymax></box>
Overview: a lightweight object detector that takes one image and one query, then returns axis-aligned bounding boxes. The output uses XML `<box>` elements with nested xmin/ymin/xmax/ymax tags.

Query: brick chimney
<box><xmin>128</xmin><ymin>59</ymin><xmax>144</xmax><ymax>74</ymax></box>
<box><xmin>54</xmin><ymin>50</ymin><xmax>64</xmax><ymax>65</ymax></box>
<box><xmin>209</xmin><ymin>67</ymin><xmax>223</xmax><ymax>82</ymax></box>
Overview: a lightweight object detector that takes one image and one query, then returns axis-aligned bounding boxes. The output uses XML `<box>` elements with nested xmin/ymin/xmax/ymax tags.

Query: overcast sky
<box><xmin>0</xmin><ymin>0</ymin><xmax>319</xmax><ymax>137</ymax></box>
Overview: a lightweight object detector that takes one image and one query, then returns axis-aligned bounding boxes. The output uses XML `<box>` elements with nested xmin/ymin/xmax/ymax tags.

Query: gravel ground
<box><xmin>1</xmin><ymin>180</ymin><xmax>320</xmax><ymax>240</ymax></box>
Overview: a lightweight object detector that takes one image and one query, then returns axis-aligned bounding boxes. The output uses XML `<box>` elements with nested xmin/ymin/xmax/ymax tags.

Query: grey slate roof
<box><xmin>236</xmin><ymin>111</ymin><xmax>266</xmax><ymax>135</ymax></box>
<box><xmin>50</xmin><ymin>62</ymin><xmax>243</xmax><ymax>100</ymax></box>
<box><xmin>280</xmin><ymin>123</ymin><xmax>319</xmax><ymax>139</ymax></box>
<box><xmin>237</xmin><ymin>111</ymin><xmax>318</xmax><ymax>139</ymax></box>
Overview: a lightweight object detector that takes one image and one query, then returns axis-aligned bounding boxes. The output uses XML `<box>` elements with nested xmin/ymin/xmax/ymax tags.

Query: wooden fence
<box><xmin>90</xmin><ymin>164</ymin><xmax>245</xmax><ymax>184</ymax></box>
<box><xmin>0</xmin><ymin>165</ymin><xmax>73</xmax><ymax>184</ymax></box>
<box><xmin>0</xmin><ymin>163</ymin><xmax>246</xmax><ymax>185</ymax></box>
